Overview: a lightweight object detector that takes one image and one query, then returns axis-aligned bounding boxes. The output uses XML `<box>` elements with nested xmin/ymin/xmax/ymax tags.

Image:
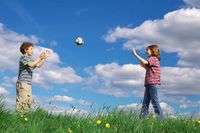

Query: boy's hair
<box><xmin>20</xmin><ymin>42</ymin><xmax>33</xmax><ymax>54</ymax></box>
<box><xmin>147</xmin><ymin>45</ymin><xmax>160</xmax><ymax>61</ymax></box>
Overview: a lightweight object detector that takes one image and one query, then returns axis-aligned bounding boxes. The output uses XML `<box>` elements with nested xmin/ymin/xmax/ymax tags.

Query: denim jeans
<box><xmin>140</xmin><ymin>84</ymin><xmax>163</xmax><ymax>119</ymax></box>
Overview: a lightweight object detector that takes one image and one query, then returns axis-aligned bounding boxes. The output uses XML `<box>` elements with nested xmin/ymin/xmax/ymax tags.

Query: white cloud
<box><xmin>0</xmin><ymin>86</ymin><xmax>9</xmax><ymax>95</ymax></box>
<box><xmin>0</xmin><ymin>22</ymin><xmax>82</xmax><ymax>87</ymax></box>
<box><xmin>161</xmin><ymin>67</ymin><xmax>200</xmax><ymax>95</ymax></box>
<box><xmin>50</xmin><ymin>95</ymin><xmax>92</xmax><ymax>106</ymax></box>
<box><xmin>179</xmin><ymin>99</ymin><xmax>200</xmax><ymax>109</ymax></box>
<box><xmin>4</xmin><ymin>96</ymin><xmax>16</xmax><ymax>110</ymax></box>
<box><xmin>95</xmin><ymin>63</ymin><xmax>145</xmax><ymax>88</ymax></box>
<box><xmin>117</xmin><ymin>103</ymin><xmax>141</xmax><ymax>111</ymax></box>
<box><xmin>183</xmin><ymin>0</ymin><xmax>200</xmax><ymax>8</ymax></box>
<box><xmin>47</xmin><ymin>106</ymin><xmax>88</xmax><ymax>117</ymax></box>
<box><xmin>117</xmin><ymin>102</ymin><xmax>175</xmax><ymax>116</ymax></box>
<box><xmin>1</xmin><ymin>76</ymin><xmax>17</xmax><ymax>88</ymax></box>
<box><xmin>91</xmin><ymin>63</ymin><xmax>145</xmax><ymax>97</ymax></box>
<box><xmin>160</xmin><ymin>102</ymin><xmax>176</xmax><ymax>115</ymax></box>
<box><xmin>84</xmin><ymin>62</ymin><xmax>200</xmax><ymax>101</ymax></box>
<box><xmin>104</xmin><ymin>8</ymin><xmax>200</xmax><ymax>68</ymax></box>
<box><xmin>41</xmin><ymin>67</ymin><xmax>83</xmax><ymax>84</ymax></box>
<box><xmin>97</xmin><ymin>88</ymin><xmax>129</xmax><ymax>98</ymax></box>
<box><xmin>32</xmin><ymin>102</ymin><xmax>88</xmax><ymax>116</ymax></box>
<box><xmin>0</xmin><ymin>23</ymin><xmax>39</xmax><ymax>71</ymax></box>
<box><xmin>51</xmin><ymin>95</ymin><xmax>75</xmax><ymax>103</ymax></box>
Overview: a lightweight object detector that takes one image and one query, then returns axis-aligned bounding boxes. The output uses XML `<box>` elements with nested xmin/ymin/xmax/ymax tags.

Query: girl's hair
<box><xmin>20</xmin><ymin>42</ymin><xmax>33</xmax><ymax>54</ymax></box>
<box><xmin>146</xmin><ymin>45</ymin><xmax>160</xmax><ymax>61</ymax></box>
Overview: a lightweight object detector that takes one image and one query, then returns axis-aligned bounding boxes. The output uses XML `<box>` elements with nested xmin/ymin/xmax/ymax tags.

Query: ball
<box><xmin>75</xmin><ymin>37</ymin><xmax>84</xmax><ymax>45</ymax></box>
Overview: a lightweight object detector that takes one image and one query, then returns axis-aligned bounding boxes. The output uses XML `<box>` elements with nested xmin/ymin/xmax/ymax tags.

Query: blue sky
<box><xmin>0</xmin><ymin>0</ymin><xmax>200</xmax><ymax>117</ymax></box>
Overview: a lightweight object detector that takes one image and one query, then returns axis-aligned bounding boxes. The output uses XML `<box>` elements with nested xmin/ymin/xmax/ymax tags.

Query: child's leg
<box><xmin>140</xmin><ymin>87</ymin><xmax>151</xmax><ymax>118</ymax></box>
<box><xmin>16</xmin><ymin>82</ymin><xmax>32</xmax><ymax>114</ymax></box>
<box><xmin>149</xmin><ymin>85</ymin><xmax>163</xmax><ymax>119</ymax></box>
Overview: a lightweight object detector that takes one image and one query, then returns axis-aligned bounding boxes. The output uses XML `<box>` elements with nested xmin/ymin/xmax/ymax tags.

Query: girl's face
<box><xmin>25</xmin><ymin>46</ymin><xmax>33</xmax><ymax>56</ymax></box>
<box><xmin>146</xmin><ymin>48</ymin><xmax>151</xmax><ymax>57</ymax></box>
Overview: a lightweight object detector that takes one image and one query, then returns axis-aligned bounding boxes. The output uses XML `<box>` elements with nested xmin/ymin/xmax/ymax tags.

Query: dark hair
<box><xmin>146</xmin><ymin>45</ymin><xmax>160</xmax><ymax>61</ymax></box>
<box><xmin>20</xmin><ymin>42</ymin><xmax>33</xmax><ymax>54</ymax></box>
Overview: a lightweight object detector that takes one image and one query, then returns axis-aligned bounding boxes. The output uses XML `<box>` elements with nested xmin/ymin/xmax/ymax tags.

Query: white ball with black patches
<box><xmin>75</xmin><ymin>37</ymin><xmax>84</xmax><ymax>46</ymax></box>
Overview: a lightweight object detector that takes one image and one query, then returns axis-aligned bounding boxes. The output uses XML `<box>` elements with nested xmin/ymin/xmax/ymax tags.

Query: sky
<box><xmin>0</xmin><ymin>0</ymin><xmax>200</xmax><ymax>117</ymax></box>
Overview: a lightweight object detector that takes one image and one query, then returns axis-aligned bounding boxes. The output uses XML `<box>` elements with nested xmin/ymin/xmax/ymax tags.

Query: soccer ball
<box><xmin>75</xmin><ymin>37</ymin><xmax>84</xmax><ymax>45</ymax></box>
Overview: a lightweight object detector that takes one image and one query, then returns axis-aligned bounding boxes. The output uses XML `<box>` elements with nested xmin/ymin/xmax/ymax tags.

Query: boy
<box><xmin>16</xmin><ymin>42</ymin><xmax>49</xmax><ymax>113</ymax></box>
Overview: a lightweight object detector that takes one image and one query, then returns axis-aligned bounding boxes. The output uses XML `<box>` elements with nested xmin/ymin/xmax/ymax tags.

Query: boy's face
<box><xmin>25</xmin><ymin>46</ymin><xmax>33</xmax><ymax>56</ymax></box>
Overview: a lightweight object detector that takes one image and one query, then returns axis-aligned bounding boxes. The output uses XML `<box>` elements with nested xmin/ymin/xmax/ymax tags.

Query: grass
<box><xmin>0</xmin><ymin>96</ymin><xmax>200</xmax><ymax>133</ymax></box>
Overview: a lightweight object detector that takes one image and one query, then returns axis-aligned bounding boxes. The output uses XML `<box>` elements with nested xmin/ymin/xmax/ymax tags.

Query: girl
<box><xmin>132</xmin><ymin>45</ymin><xmax>163</xmax><ymax>119</ymax></box>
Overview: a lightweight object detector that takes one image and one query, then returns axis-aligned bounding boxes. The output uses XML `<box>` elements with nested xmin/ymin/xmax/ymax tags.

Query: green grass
<box><xmin>0</xmin><ymin>97</ymin><xmax>200</xmax><ymax>133</ymax></box>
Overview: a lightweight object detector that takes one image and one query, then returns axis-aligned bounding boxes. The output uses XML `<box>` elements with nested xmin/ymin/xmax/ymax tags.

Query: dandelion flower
<box><xmin>96</xmin><ymin>120</ymin><xmax>101</xmax><ymax>125</ymax></box>
<box><xmin>105</xmin><ymin>123</ymin><xmax>110</xmax><ymax>128</ymax></box>
<box><xmin>198</xmin><ymin>120</ymin><xmax>200</xmax><ymax>124</ymax></box>
<box><xmin>68</xmin><ymin>128</ymin><xmax>72</xmax><ymax>133</ymax></box>
<box><xmin>24</xmin><ymin>117</ymin><xmax>28</xmax><ymax>121</ymax></box>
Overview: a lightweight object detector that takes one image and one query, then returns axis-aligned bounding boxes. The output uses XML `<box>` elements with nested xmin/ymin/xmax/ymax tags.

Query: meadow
<box><xmin>0</xmin><ymin>97</ymin><xmax>199</xmax><ymax>133</ymax></box>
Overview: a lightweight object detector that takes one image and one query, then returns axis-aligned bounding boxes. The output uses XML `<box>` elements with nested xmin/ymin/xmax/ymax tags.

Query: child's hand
<box><xmin>132</xmin><ymin>48</ymin><xmax>137</xmax><ymax>56</ymax></box>
<box><xmin>39</xmin><ymin>50</ymin><xmax>49</xmax><ymax>59</ymax></box>
<box><xmin>43</xmin><ymin>50</ymin><xmax>49</xmax><ymax>59</ymax></box>
<box><xmin>39</xmin><ymin>52</ymin><xmax>45</xmax><ymax>59</ymax></box>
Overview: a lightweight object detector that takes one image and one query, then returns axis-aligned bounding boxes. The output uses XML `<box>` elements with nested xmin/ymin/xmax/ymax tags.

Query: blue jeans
<box><xmin>140</xmin><ymin>85</ymin><xmax>163</xmax><ymax>119</ymax></box>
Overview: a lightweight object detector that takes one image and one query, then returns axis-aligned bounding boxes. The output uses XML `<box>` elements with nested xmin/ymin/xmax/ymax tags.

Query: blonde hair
<box><xmin>146</xmin><ymin>45</ymin><xmax>160</xmax><ymax>61</ymax></box>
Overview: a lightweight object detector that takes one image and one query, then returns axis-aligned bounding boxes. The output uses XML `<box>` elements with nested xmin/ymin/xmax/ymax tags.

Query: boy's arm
<box><xmin>132</xmin><ymin>48</ymin><xmax>148</xmax><ymax>65</ymax></box>
<box><xmin>27</xmin><ymin>51</ymin><xmax>49</xmax><ymax>68</ymax></box>
<box><xmin>36</xmin><ymin>59</ymin><xmax>45</xmax><ymax>68</ymax></box>
<box><xmin>27</xmin><ymin>57</ymin><xmax>43</xmax><ymax>68</ymax></box>
<box><xmin>35</xmin><ymin>50</ymin><xmax>49</xmax><ymax>68</ymax></box>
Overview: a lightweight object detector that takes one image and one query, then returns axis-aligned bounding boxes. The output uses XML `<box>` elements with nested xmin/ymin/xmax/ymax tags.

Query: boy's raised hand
<box><xmin>39</xmin><ymin>50</ymin><xmax>49</xmax><ymax>59</ymax></box>
<box><xmin>43</xmin><ymin>50</ymin><xmax>49</xmax><ymax>59</ymax></box>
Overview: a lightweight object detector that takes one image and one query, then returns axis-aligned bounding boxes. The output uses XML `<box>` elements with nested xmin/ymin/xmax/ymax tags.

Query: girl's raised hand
<box><xmin>132</xmin><ymin>48</ymin><xmax>137</xmax><ymax>56</ymax></box>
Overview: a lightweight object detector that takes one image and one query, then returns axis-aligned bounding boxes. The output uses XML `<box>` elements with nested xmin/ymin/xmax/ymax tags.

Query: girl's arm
<box><xmin>140</xmin><ymin>63</ymin><xmax>148</xmax><ymax>70</ymax></box>
<box><xmin>132</xmin><ymin>48</ymin><xmax>148</xmax><ymax>65</ymax></box>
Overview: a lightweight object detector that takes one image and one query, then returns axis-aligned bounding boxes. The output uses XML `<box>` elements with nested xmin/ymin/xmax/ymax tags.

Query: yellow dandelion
<box><xmin>68</xmin><ymin>128</ymin><xmax>72</xmax><ymax>133</ymax></box>
<box><xmin>198</xmin><ymin>120</ymin><xmax>200</xmax><ymax>124</ymax></box>
<box><xmin>96</xmin><ymin>120</ymin><xmax>101</xmax><ymax>125</ymax></box>
<box><xmin>105</xmin><ymin>123</ymin><xmax>110</xmax><ymax>128</ymax></box>
<box><xmin>24</xmin><ymin>117</ymin><xmax>28</xmax><ymax>121</ymax></box>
